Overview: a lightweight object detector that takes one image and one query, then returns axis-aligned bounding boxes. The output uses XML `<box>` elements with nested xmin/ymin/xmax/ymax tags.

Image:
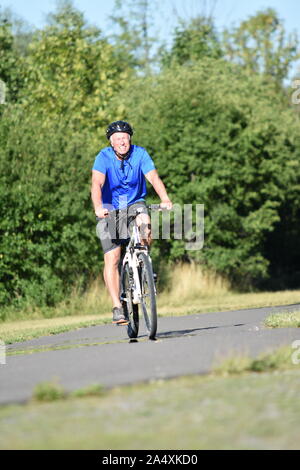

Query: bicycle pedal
<box><xmin>116</xmin><ymin>320</ymin><xmax>129</xmax><ymax>326</ymax></box>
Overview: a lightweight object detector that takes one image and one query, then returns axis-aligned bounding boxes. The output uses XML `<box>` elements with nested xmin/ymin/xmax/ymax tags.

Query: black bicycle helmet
<box><xmin>106</xmin><ymin>121</ymin><xmax>133</xmax><ymax>140</ymax></box>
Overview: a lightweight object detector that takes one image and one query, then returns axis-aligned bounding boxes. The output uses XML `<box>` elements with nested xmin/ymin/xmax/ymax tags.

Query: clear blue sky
<box><xmin>1</xmin><ymin>0</ymin><xmax>299</xmax><ymax>35</ymax></box>
<box><xmin>1</xmin><ymin>0</ymin><xmax>299</xmax><ymax>77</ymax></box>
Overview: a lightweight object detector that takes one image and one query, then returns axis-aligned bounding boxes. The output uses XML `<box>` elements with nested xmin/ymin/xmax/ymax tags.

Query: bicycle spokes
<box><xmin>121</xmin><ymin>263</ymin><xmax>139</xmax><ymax>338</ymax></box>
<box><xmin>139</xmin><ymin>253</ymin><xmax>157</xmax><ymax>339</ymax></box>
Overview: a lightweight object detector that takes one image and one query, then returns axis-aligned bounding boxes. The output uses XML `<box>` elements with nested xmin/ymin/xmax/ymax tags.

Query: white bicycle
<box><xmin>120</xmin><ymin>204</ymin><xmax>162</xmax><ymax>340</ymax></box>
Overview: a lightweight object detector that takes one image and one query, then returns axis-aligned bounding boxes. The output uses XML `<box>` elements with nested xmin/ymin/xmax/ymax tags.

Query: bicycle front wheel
<box><xmin>138</xmin><ymin>252</ymin><xmax>157</xmax><ymax>340</ymax></box>
<box><xmin>121</xmin><ymin>262</ymin><xmax>139</xmax><ymax>339</ymax></box>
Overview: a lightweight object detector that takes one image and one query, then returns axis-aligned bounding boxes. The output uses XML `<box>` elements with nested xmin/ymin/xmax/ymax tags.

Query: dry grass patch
<box><xmin>157</xmin><ymin>263</ymin><xmax>300</xmax><ymax>316</ymax></box>
<box><xmin>1</xmin><ymin>263</ymin><xmax>300</xmax><ymax>343</ymax></box>
<box><xmin>159</xmin><ymin>262</ymin><xmax>230</xmax><ymax>306</ymax></box>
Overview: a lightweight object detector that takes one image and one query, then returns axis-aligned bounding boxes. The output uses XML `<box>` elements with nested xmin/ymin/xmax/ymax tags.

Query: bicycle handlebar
<box><xmin>146</xmin><ymin>204</ymin><xmax>162</xmax><ymax>211</ymax></box>
<box><xmin>96</xmin><ymin>203</ymin><xmax>170</xmax><ymax>221</ymax></box>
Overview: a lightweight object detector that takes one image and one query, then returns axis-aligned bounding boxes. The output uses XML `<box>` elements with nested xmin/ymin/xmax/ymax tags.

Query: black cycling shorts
<box><xmin>96</xmin><ymin>201</ymin><xmax>149</xmax><ymax>254</ymax></box>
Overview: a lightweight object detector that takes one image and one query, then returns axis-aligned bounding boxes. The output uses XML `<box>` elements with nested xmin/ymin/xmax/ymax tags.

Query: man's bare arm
<box><xmin>91</xmin><ymin>170</ymin><xmax>108</xmax><ymax>218</ymax></box>
<box><xmin>145</xmin><ymin>169</ymin><xmax>172</xmax><ymax>209</ymax></box>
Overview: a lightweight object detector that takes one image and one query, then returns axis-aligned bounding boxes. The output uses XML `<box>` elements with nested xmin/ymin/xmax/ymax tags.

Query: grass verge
<box><xmin>1</xmin><ymin>345</ymin><xmax>300</xmax><ymax>449</ymax></box>
<box><xmin>0</xmin><ymin>315</ymin><xmax>111</xmax><ymax>344</ymax></box>
<box><xmin>32</xmin><ymin>381</ymin><xmax>106</xmax><ymax>402</ymax></box>
<box><xmin>213</xmin><ymin>346</ymin><xmax>296</xmax><ymax>376</ymax></box>
<box><xmin>158</xmin><ymin>263</ymin><xmax>300</xmax><ymax>315</ymax></box>
<box><xmin>0</xmin><ymin>277</ymin><xmax>112</xmax><ymax>323</ymax></box>
<box><xmin>1</xmin><ymin>263</ymin><xmax>300</xmax><ymax>344</ymax></box>
<box><xmin>264</xmin><ymin>311</ymin><xmax>300</xmax><ymax>328</ymax></box>
<box><xmin>1</xmin><ymin>366</ymin><xmax>300</xmax><ymax>449</ymax></box>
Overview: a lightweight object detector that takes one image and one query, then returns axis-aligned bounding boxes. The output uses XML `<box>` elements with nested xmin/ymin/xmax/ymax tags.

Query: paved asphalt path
<box><xmin>1</xmin><ymin>303</ymin><xmax>300</xmax><ymax>405</ymax></box>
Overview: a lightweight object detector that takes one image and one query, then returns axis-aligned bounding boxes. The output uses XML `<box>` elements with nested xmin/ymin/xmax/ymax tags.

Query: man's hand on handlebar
<box><xmin>160</xmin><ymin>200</ymin><xmax>173</xmax><ymax>210</ymax></box>
<box><xmin>95</xmin><ymin>207</ymin><xmax>109</xmax><ymax>218</ymax></box>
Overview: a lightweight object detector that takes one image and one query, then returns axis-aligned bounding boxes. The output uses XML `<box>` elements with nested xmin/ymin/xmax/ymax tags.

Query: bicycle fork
<box><xmin>131</xmin><ymin>252</ymin><xmax>142</xmax><ymax>304</ymax></box>
<box><xmin>121</xmin><ymin>251</ymin><xmax>142</xmax><ymax>305</ymax></box>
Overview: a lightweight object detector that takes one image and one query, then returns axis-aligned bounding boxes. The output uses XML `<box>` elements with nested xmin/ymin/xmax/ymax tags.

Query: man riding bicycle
<box><xmin>91</xmin><ymin>121</ymin><xmax>173</xmax><ymax>325</ymax></box>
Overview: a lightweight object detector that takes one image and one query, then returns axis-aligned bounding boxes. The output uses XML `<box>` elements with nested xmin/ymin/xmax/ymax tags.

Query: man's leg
<box><xmin>103</xmin><ymin>246</ymin><xmax>122</xmax><ymax>308</ymax></box>
<box><xmin>96</xmin><ymin>216</ymin><xmax>127</xmax><ymax>324</ymax></box>
<box><xmin>136</xmin><ymin>212</ymin><xmax>152</xmax><ymax>246</ymax></box>
<box><xmin>103</xmin><ymin>246</ymin><xmax>128</xmax><ymax>324</ymax></box>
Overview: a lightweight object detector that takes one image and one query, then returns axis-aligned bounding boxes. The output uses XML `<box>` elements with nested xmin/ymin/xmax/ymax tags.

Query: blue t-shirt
<box><xmin>92</xmin><ymin>145</ymin><xmax>156</xmax><ymax>210</ymax></box>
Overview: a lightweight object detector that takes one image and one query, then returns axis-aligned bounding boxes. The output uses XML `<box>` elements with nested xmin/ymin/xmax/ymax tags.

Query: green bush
<box><xmin>33</xmin><ymin>380</ymin><xmax>66</xmax><ymax>402</ymax></box>
<box><xmin>0</xmin><ymin>6</ymin><xmax>131</xmax><ymax>308</ymax></box>
<box><xmin>119</xmin><ymin>58</ymin><xmax>300</xmax><ymax>288</ymax></box>
<box><xmin>1</xmin><ymin>3</ymin><xmax>300</xmax><ymax>309</ymax></box>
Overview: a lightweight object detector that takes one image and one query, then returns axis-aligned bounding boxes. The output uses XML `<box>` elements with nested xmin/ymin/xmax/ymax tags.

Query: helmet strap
<box><xmin>111</xmin><ymin>142</ymin><xmax>132</xmax><ymax>162</ymax></box>
<box><xmin>114</xmin><ymin>149</ymin><xmax>130</xmax><ymax>160</ymax></box>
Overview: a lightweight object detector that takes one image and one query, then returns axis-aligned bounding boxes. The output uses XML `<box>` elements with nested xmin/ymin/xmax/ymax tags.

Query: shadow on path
<box><xmin>155</xmin><ymin>323</ymin><xmax>245</xmax><ymax>340</ymax></box>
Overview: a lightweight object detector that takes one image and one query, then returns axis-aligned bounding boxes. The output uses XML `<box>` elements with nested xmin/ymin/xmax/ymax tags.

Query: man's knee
<box><xmin>136</xmin><ymin>214</ymin><xmax>151</xmax><ymax>236</ymax></box>
<box><xmin>104</xmin><ymin>247</ymin><xmax>121</xmax><ymax>268</ymax></box>
<box><xmin>139</xmin><ymin>222</ymin><xmax>151</xmax><ymax>239</ymax></box>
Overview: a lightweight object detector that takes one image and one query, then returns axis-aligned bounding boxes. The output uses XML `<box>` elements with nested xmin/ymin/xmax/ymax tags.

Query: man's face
<box><xmin>110</xmin><ymin>132</ymin><xmax>131</xmax><ymax>155</ymax></box>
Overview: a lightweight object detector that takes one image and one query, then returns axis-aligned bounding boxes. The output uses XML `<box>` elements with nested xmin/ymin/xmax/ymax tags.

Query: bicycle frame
<box><xmin>119</xmin><ymin>204</ymin><xmax>162</xmax><ymax>340</ymax></box>
<box><xmin>121</xmin><ymin>210</ymin><xmax>149</xmax><ymax>305</ymax></box>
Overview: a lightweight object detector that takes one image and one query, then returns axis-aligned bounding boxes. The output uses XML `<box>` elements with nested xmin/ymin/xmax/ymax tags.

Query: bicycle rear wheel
<box><xmin>121</xmin><ymin>262</ymin><xmax>139</xmax><ymax>339</ymax></box>
<box><xmin>138</xmin><ymin>252</ymin><xmax>157</xmax><ymax>340</ymax></box>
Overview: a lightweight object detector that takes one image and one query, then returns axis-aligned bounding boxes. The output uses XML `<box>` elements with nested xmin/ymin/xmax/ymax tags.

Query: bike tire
<box><xmin>121</xmin><ymin>262</ymin><xmax>139</xmax><ymax>339</ymax></box>
<box><xmin>138</xmin><ymin>252</ymin><xmax>157</xmax><ymax>340</ymax></box>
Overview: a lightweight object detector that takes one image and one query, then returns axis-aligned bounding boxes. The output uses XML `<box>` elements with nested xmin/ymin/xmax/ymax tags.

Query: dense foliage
<box><xmin>0</xmin><ymin>1</ymin><xmax>300</xmax><ymax>309</ymax></box>
<box><xmin>119</xmin><ymin>60</ymin><xmax>300</xmax><ymax>288</ymax></box>
<box><xmin>0</xmin><ymin>4</ymin><xmax>131</xmax><ymax>307</ymax></box>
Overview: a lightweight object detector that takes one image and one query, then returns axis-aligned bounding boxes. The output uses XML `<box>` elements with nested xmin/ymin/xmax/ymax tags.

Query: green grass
<box><xmin>70</xmin><ymin>384</ymin><xmax>106</xmax><ymax>399</ymax></box>
<box><xmin>0</xmin><ymin>263</ymin><xmax>299</xmax><ymax>345</ymax></box>
<box><xmin>1</xmin><ymin>264</ymin><xmax>300</xmax><ymax>449</ymax></box>
<box><xmin>0</xmin><ymin>315</ymin><xmax>112</xmax><ymax>344</ymax></box>
<box><xmin>6</xmin><ymin>337</ymin><xmax>138</xmax><ymax>357</ymax></box>
<box><xmin>32</xmin><ymin>381</ymin><xmax>106</xmax><ymax>402</ymax></box>
<box><xmin>33</xmin><ymin>380</ymin><xmax>66</xmax><ymax>402</ymax></box>
<box><xmin>0</xmin><ymin>277</ymin><xmax>112</xmax><ymax>323</ymax></box>
<box><xmin>213</xmin><ymin>346</ymin><xmax>295</xmax><ymax>376</ymax></box>
<box><xmin>1</xmin><ymin>263</ymin><xmax>300</xmax><ymax>345</ymax></box>
<box><xmin>1</xmin><ymin>346</ymin><xmax>299</xmax><ymax>450</ymax></box>
<box><xmin>265</xmin><ymin>311</ymin><xmax>300</xmax><ymax>328</ymax></box>
<box><xmin>1</xmin><ymin>368</ymin><xmax>300</xmax><ymax>450</ymax></box>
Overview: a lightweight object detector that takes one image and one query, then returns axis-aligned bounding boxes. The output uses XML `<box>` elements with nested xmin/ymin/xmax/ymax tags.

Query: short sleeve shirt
<box><xmin>92</xmin><ymin>145</ymin><xmax>156</xmax><ymax>210</ymax></box>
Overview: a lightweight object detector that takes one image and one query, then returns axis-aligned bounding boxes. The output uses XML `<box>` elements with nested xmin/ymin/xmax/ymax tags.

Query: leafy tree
<box><xmin>109</xmin><ymin>0</ymin><xmax>158</xmax><ymax>74</ymax></box>
<box><xmin>0</xmin><ymin>1</ymin><xmax>132</xmax><ymax>308</ymax></box>
<box><xmin>0</xmin><ymin>9</ymin><xmax>26</xmax><ymax>103</ymax></box>
<box><xmin>21</xmin><ymin>0</ymin><xmax>131</xmax><ymax>132</ymax></box>
<box><xmin>0</xmin><ymin>114</ymin><xmax>99</xmax><ymax>307</ymax></box>
<box><xmin>223</xmin><ymin>8</ymin><xmax>300</xmax><ymax>86</ymax></box>
<box><xmin>117</xmin><ymin>58</ymin><xmax>300</xmax><ymax>289</ymax></box>
<box><xmin>161</xmin><ymin>16</ymin><xmax>222</xmax><ymax>67</ymax></box>
<box><xmin>0</xmin><ymin>6</ymin><xmax>35</xmax><ymax>56</ymax></box>
<box><xmin>1</xmin><ymin>0</ymin><xmax>300</xmax><ymax>309</ymax></box>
